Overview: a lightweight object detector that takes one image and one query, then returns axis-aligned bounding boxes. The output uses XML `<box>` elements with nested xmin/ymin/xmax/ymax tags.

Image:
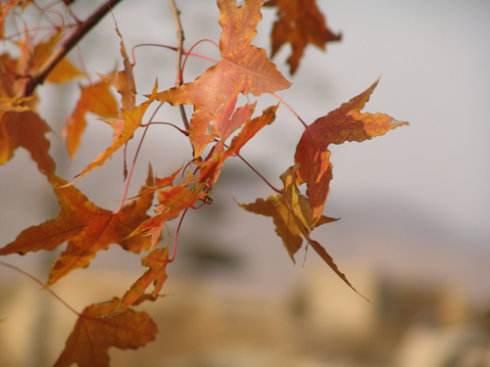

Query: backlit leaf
<box><xmin>155</xmin><ymin>0</ymin><xmax>290</xmax><ymax>156</ymax></box>
<box><xmin>0</xmin><ymin>168</ymin><xmax>154</xmax><ymax>285</ymax></box>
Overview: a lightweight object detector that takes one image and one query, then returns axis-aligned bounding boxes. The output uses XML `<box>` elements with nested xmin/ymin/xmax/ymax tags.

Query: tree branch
<box><xmin>168</xmin><ymin>0</ymin><xmax>189</xmax><ymax>131</ymax></box>
<box><xmin>23</xmin><ymin>0</ymin><xmax>123</xmax><ymax>96</ymax></box>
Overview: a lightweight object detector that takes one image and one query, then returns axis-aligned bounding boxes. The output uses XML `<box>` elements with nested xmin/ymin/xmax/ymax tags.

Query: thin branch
<box><xmin>23</xmin><ymin>0</ymin><xmax>124</xmax><ymax>96</ymax></box>
<box><xmin>168</xmin><ymin>0</ymin><xmax>189</xmax><ymax>131</ymax></box>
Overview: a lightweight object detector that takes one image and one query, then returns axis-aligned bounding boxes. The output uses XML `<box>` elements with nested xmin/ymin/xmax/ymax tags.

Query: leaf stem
<box><xmin>118</xmin><ymin>102</ymin><xmax>164</xmax><ymax>210</ymax></box>
<box><xmin>271</xmin><ymin>92</ymin><xmax>308</xmax><ymax>128</ymax></box>
<box><xmin>235</xmin><ymin>152</ymin><xmax>281</xmax><ymax>194</ymax></box>
<box><xmin>168</xmin><ymin>208</ymin><xmax>188</xmax><ymax>263</ymax></box>
<box><xmin>0</xmin><ymin>261</ymin><xmax>80</xmax><ymax>316</ymax></box>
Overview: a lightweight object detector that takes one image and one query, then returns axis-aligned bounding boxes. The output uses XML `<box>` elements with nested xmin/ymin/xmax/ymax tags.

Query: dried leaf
<box><xmin>0</xmin><ymin>168</ymin><xmax>155</xmax><ymax>285</ymax></box>
<box><xmin>266</xmin><ymin>0</ymin><xmax>341</xmax><ymax>74</ymax></box>
<box><xmin>54</xmin><ymin>298</ymin><xmax>157</xmax><ymax>367</ymax></box>
<box><xmin>241</xmin><ymin>167</ymin><xmax>330</xmax><ymax>260</ymax></box>
<box><xmin>47</xmin><ymin>58</ymin><xmax>84</xmax><ymax>83</ymax></box>
<box><xmin>64</xmin><ymin>80</ymin><xmax>119</xmax><ymax>157</ymax></box>
<box><xmin>0</xmin><ymin>110</ymin><xmax>55</xmax><ymax>175</ymax></box>
<box><xmin>75</xmin><ymin>101</ymin><xmax>150</xmax><ymax>178</ymax></box>
<box><xmin>122</xmin><ymin>248</ymin><xmax>168</xmax><ymax>307</ymax></box>
<box><xmin>295</xmin><ymin>80</ymin><xmax>408</xmax><ymax>221</ymax></box>
<box><xmin>156</xmin><ymin>0</ymin><xmax>290</xmax><ymax>156</ymax></box>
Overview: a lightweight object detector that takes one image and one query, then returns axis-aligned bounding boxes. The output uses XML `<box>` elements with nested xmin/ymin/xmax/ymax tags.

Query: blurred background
<box><xmin>0</xmin><ymin>0</ymin><xmax>489</xmax><ymax>366</ymax></box>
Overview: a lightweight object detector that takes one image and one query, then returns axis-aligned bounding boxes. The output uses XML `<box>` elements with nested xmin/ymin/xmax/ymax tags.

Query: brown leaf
<box><xmin>0</xmin><ymin>168</ymin><xmax>154</xmax><ymax>285</ymax></box>
<box><xmin>54</xmin><ymin>298</ymin><xmax>157</xmax><ymax>367</ymax></box>
<box><xmin>122</xmin><ymin>248</ymin><xmax>168</xmax><ymax>307</ymax></box>
<box><xmin>241</xmin><ymin>167</ymin><xmax>330</xmax><ymax>261</ymax></box>
<box><xmin>295</xmin><ymin>80</ymin><xmax>408</xmax><ymax>221</ymax></box>
<box><xmin>266</xmin><ymin>0</ymin><xmax>341</xmax><ymax>74</ymax></box>
<box><xmin>64</xmin><ymin>80</ymin><xmax>119</xmax><ymax>157</ymax></box>
<box><xmin>155</xmin><ymin>0</ymin><xmax>290</xmax><ymax>157</ymax></box>
<box><xmin>0</xmin><ymin>110</ymin><xmax>55</xmax><ymax>175</ymax></box>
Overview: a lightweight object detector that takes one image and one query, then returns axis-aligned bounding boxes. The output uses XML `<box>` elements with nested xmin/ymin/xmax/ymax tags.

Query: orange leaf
<box><xmin>131</xmin><ymin>181</ymin><xmax>208</xmax><ymax>247</ymax></box>
<box><xmin>241</xmin><ymin>167</ymin><xmax>332</xmax><ymax>261</ymax></box>
<box><xmin>64</xmin><ymin>80</ymin><xmax>119</xmax><ymax>157</ymax></box>
<box><xmin>295</xmin><ymin>80</ymin><xmax>408</xmax><ymax>221</ymax></box>
<box><xmin>156</xmin><ymin>0</ymin><xmax>290</xmax><ymax>157</ymax></box>
<box><xmin>308</xmin><ymin>238</ymin><xmax>366</xmax><ymax>299</ymax></box>
<box><xmin>122</xmin><ymin>248</ymin><xmax>168</xmax><ymax>307</ymax></box>
<box><xmin>225</xmin><ymin>104</ymin><xmax>278</xmax><ymax>157</ymax></box>
<box><xmin>75</xmin><ymin>101</ymin><xmax>150</xmax><ymax>178</ymax></box>
<box><xmin>54</xmin><ymin>298</ymin><xmax>157</xmax><ymax>367</ymax></box>
<box><xmin>266</xmin><ymin>0</ymin><xmax>341</xmax><ymax>74</ymax></box>
<box><xmin>46</xmin><ymin>57</ymin><xmax>84</xmax><ymax>84</ymax></box>
<box><xmin>0</xmin><ymin>168</ymin><xmax>155</xmax><ymax>285</ymax></box>
<box><xmin>0</xmin><ymin>110</ymin><xmax>55</xmax><ymax>175</ymax></box>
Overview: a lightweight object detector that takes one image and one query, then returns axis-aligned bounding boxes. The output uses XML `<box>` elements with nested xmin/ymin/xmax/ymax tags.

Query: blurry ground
<box><xmin>0</xmin><ymin>263</ymin><xmax>489</xmax><ymax>367</ymax></box>
<box><xmin>1</xmin><ymin>0</ymin><xmax>489</xmax><ymax>366</ymax></box>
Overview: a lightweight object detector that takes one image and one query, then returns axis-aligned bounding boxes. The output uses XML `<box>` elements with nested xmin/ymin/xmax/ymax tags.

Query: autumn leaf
<box><xmin>64</xmin><ymin>80</ymin><xmax>119</xmax><ymax>157</ymax></box>
<box><xmin>295</xmin><ymin>80</ymin><xmax>408</xmax><ymax>221</ymax></box>
<box><xmin>0</xmin><ymin>110</ymin><xmax>55</xmax><ymax>175</ymax></box>
<box><xmin>0</xmin><ymin>168</ymin><xmax>155</xmax><ymax>285</ymax></box>
<box><xmin>198</xmin><ymin>104</ymin><xmax>278</xmax><ymax>185</ymax></box>
<box><xmin>241</xmin><ymin>166</ymin><xmax>362</xmax><ymax>294</ymax></box>
<box><xmin>131</xmin><ymin>178</ymin><xmax>208</xmax><ymax>247</ymax></box>
<box><xmin>75</xmin><ymin>100</ymin><xmax>150</xmax><ymax>178</ymax></box>
<box><xmin>266</xmin><ymin>0</ymin><xmax>341</xmax><ymax>74</ymax></box>
<box><xmin>54</xmin><ymin>298</ymin><xmax>157</xmax><ymax>367</ymax></box>
<box><xmin>155</xmin><ymin>0</ymin><xmax>290</xmax><ymax>157</ymax></box>
<box><xmin>241</xmin><ymin>167</ymin><xmax>334</xmax><ymax>260</ymax></box>
<box><xmin>46</xmin><ymin>58</ymin><xmax>84</xmax><ymax>83</ymax></box>
<box><xmin>122</xmin><ymin>248</ymin><xmax>168</xmax><ymax>307</ymax></box>
<box><xmin>225</xmin><ymin>104</ymin><xmax>278</xmax><ymax>157</ymax></box>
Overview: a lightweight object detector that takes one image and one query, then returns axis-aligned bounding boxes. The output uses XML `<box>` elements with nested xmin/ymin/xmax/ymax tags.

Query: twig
<box><xmin>168</xmin><ymin>0</ymin><xmax>189</xmax><ymax>130</ymax></box>
<box><xmin>23</xmin><ymin>0</ymin><xmax>124</xmax><ymax>96</ymax></box>
<box><xmin>0</xmin><ymin>261</ymin><xmax>80</xmax><ymax>316</ymax></box>
<box><xmin>235</xmin><ymin>152</ymin><xmax>281</xmax><ymax>194</ymax></box>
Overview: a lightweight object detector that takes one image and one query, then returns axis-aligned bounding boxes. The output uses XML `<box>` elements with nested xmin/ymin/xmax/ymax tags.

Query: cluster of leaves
<box><xmin>0</xmin><ymin>0</ymin><xmax>406</xmax><ymax>366</ymax></box>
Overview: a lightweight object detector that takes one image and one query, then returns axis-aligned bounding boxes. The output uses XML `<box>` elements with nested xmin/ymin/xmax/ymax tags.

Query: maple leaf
<box><xmin>241</xmin><ymin>167</ymin><xmax>335</xmax><ymax>259</ymax></box>
<box><xmin>64</xmin><ymin>80</ymin><xmax>119</xmax><ymax>157</ymax></box>
<box><xmin>54</xmin><ymin>298</ymin><xmax>157</xmax><ymax>367</ymax></box>
<box><xmin>27</xmin><ymin>31</ymin><xmax>83</xmax><ymax>84</ymax></box>
<box><xmin>266</xmin><ymin>0</ymin><xmax>341</xmax><ymax>74</ymax></box>
<box><xmin>0</xmin><ymin>110</ymin><xmax>55</xmax><ymax>175</ymax></box>
<box><xmin>0</xmin><ymin>168</ymin><xmax>155</xmax><ymax>285</ymax></box>
<box><xmin>121</xmin><ymin>248</ymin><xmax>168</xmax><ymax>307</ymax></box>
<box><xmin>75</xmin><ymin>100</ymin><xmax>150</xmax><ymax>178</ymax></box>
<box><xmin>131</xmin><ymin>176</ymin><xmax>208</xmax><ymax>247</ymax></box>
<box><xmin>155</xmin><ymin>0</ymin><xmax>290</xmax><ymax>157</ymax></box>
<box><xmin>46</xmin><ymin>58</ymin><xmax>84</xmax><ymax>83</ymax></box>
<box><xmin>198</xmin><ymin>104</ymin><xmax>278</xmax><ymax>185</ymax></box>
<box><xmin>241</xmin><ymin>166</ymin><xmax>363</xmax><ymax>294</ymax></box>
<box><xmin>295</xmin><ymin>80</ymin><xmax>408</xmax><ymax>221</ymax></box>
